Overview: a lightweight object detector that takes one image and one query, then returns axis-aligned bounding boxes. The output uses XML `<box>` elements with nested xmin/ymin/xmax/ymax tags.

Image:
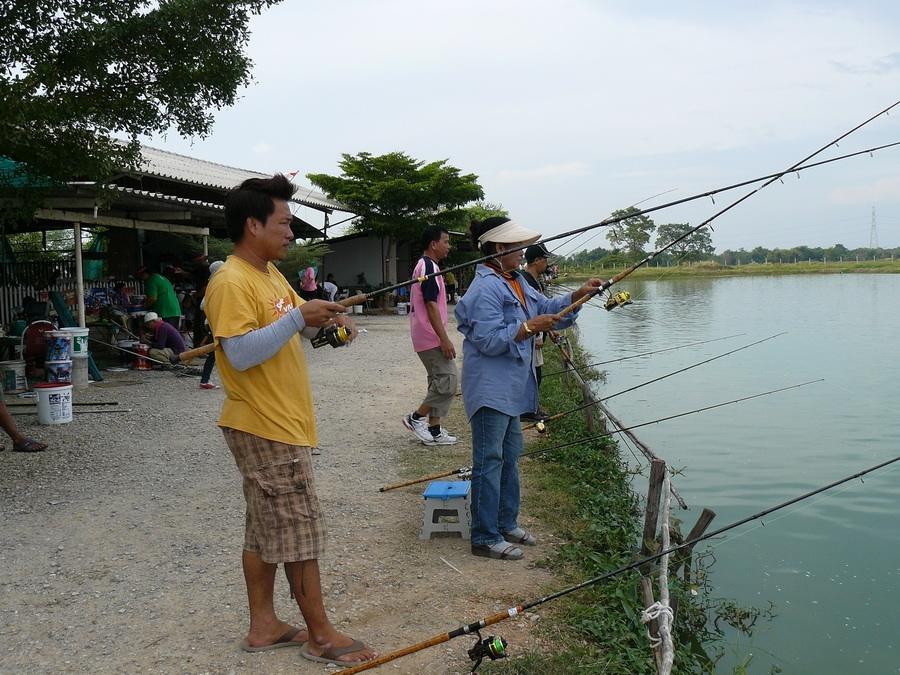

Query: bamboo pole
<box><xmin>658</xmin><ymin>473</ymin><xmax>675</xmax><ymax>674</ymax></box>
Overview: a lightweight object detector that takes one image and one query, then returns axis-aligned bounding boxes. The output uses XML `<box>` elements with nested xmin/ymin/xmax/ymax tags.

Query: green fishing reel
<box><xmin>468</xmin><ymin>631</ymin><xmax>508</xmax><ymax>672</ymax></box>
<box><xmin>604</xmin><ymin>290</ymin><xmax>632</xmax><ymax>311</ymax></box>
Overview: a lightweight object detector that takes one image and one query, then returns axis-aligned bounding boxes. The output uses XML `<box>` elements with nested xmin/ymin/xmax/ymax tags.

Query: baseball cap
<box><xmin>525</xmin><ymin>243</ymin><xmax>551</xmax><ymax>263</ymax></box>
<box><xmin>143</xmin><ymin>311</ymin><xmax>159</xmax><ymax>323</ymax></box>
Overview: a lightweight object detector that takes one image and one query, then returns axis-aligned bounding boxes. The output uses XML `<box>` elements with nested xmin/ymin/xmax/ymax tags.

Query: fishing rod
<box><xmin>335</xmin><ymin>136</ymin><xmax>900</xmax><ymax>310</ymax></box>
<box><xmin>554</xmin><ymin>101</ymin><xmax>900</xmax><ymax>317</ymax></box>
<box><xmin>88</xmin><ymin>337</ymin><xmax>214</xmax><ymax>370</ymax></box>
<box><xmin>540</xmin><ymin>333</ymin><xmax>745</xmax><ymax>378</ymax></box>
<box><xmin>351</xmin><ymin>453</ymin><xmax>900</xmax><ymax>673</ymax></box>
<box><xmin>379</xmin><ymin>379</ymin><xmax>820</xmax><ymax>492</ymax></box>
<box><xmin>521</xmin><ymin>332</ymin><xmax>784</xmax><ymax>432</ymax></box>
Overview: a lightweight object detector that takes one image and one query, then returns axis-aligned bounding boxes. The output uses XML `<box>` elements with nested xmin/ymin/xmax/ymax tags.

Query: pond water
<box><xmin>574</xmin><ymin>273</ymin><xmax>899</xmax><ymax>673</ymax></box>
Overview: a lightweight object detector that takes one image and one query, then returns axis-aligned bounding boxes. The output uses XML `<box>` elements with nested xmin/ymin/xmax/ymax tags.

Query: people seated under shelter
<box><xmin>144</xmin><ymin>311</ymin><xmax>185</xmax><ymax>364</ymax></box>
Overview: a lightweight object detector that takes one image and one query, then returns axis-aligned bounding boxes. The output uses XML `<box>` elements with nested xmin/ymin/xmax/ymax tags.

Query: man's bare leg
<box><xmin>242</xmin><ymin>550</ymin><xmax>308</xmax><ymax>647</ymax></box>
<box><xmin>414</xmin><ymin>404</ymin><xmax>440</xmax><ymax>429</ymax></box>
<box><xmin>285</xmin><ymin>559</ymin><xmax>375</xmax><ymax>662</ymax></box>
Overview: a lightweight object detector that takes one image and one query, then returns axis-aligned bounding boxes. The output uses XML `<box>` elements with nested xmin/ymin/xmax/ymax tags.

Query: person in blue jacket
<box><xmin>455</xmin><ymin>217</ymin><xmax>602</xmax><ymax>560</ymax></box>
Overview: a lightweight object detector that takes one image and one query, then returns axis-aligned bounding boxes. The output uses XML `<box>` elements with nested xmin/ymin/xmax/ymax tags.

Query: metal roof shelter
<box><xmin>3</xmin><ymin>144</ymin><xmax>353</xmax><ymax>327</ymax></box>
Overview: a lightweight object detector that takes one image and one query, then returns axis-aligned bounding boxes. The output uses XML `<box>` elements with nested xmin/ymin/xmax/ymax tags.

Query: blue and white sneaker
<box><xmin>403</xmin><ymin>413</ymin><xmax>434</xmax><ymax>444</ymax></box>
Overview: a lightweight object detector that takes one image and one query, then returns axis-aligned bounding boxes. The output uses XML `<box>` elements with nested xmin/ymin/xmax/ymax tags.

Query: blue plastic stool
<box><xmin>419</xmin><ymin>480</ymin><xmax>471</xmax><ymax>540</ymax></box>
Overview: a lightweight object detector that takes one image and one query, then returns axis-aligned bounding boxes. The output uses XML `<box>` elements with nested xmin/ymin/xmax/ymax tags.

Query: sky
<box><xmin>148</xmin><ymin>0</ymin><xmax>900</xmax><ymax>254</ymax></box>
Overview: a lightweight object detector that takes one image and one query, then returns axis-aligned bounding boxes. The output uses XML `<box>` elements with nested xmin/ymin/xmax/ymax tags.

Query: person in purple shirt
<box><xmin>144</xmin><ymin>311</ymin><xmax>186</xmax><ymax>364</ymax></box>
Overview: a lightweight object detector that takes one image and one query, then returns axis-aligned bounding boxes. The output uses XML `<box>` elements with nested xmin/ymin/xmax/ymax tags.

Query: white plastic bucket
<box><xmin>45</xmin><ymin>331</ymin><xmax>73</xmax><ymax>361</ymax></box>
<box><xmin>396</xmin><ymin>302</ymin><xmax>408</xmax><ymax>315</ymax></box>
<box><xmin>352</xmin><ymin>305</ymin><xmax>363</xmax><ymax>315</ymax></box>
<box><xmin>60</xmin><ymin>327</ymin><xmax>89</xmax><ymax>358</ymax></box>
<box><xmin>72</xmin><ymin>358</ymin><xmax>89</xmax><ymax>388</ymax></box>
<box><xmin>34</xmin><ymin>383</ymin><xmax>73</xmax><ymax>425</ymax></box>
<box><xmin>46</xmin><ymin>360</ymin><xmax>72</xmax><ymax>384</ymax></box>
<box><xmin>0</xmin><ymin>360</ymin><xmax>27</xmax><ymax>393</ymax></box>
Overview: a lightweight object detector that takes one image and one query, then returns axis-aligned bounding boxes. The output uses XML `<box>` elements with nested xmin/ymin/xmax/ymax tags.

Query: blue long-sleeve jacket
<box><xmin>455</xmin><ymin>264</ymin><xmax>580</xmax><ymax>420</ymax></box>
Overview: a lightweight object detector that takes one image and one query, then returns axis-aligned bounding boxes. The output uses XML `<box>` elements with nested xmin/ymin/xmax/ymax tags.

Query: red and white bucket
<box><xmin>34</xmin><ymin>382</ymin><xmax>73</xmax><ymax>425</ymax></box>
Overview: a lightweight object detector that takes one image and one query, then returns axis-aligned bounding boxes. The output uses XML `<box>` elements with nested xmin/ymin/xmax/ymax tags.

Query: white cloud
<box><xmin>829</xmin><ymin>176</ymin><xmax>900</xmax><ymax>204</ymax></box>
<box><xmin>496</xmin><ymin>162</ymin><xmax>589</xmax><ymax>182</ymax></box>
<box><xmin>150</xmin><ymin>1</ymin><xmax>900</xmax><ymax>248</ymax></box>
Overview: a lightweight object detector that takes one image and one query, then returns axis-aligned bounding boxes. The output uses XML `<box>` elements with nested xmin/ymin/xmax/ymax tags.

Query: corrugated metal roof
<box><xmin>137</xmin><ymin>144</ymin><xmax>350</xmax><ymax>213</ymax></box>
<box><xmin>109</xmin><ymin>185</ymin><xmax>223</xmax><ymax>211</ymax></box>
<box><xmin>107</xmin><ymin>184</ymin><xmax>323</xmax><ymax>237</ymax></box>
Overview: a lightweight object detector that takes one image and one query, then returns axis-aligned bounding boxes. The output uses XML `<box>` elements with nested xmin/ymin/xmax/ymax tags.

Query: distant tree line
<box><xmin>561</xmin><ymin>210</ymin><xmax>899</xmax><ymax>266</ymax></box>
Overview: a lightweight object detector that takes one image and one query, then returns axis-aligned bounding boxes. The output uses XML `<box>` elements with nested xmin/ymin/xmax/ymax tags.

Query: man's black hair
<box><xmin>224</xmin><ymin>174</ymin><xmax>297</xmax><ymax>243</ymax></box>
<box><xmin>420</xmin><ymin>224</ymin><xmax>449</xmax><ymax>254</ymax></box>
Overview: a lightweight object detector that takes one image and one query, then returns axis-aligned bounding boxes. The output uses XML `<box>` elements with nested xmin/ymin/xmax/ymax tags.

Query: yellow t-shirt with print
<box><xmin>204</xmin><ymin>255</ymin><xmax>317</xmax><ymax>447</ymax></box>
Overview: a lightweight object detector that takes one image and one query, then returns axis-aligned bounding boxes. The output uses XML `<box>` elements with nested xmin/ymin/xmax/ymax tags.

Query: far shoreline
<box><xmin>559</xmin><ymin>258</ymin><xmax>900</xmax><ymax>280</ymax></box>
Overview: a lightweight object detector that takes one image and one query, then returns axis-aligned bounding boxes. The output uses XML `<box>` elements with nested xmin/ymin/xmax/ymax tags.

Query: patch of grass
<box><xmin>562</xmin><ymin>258</ymin><xmax>900</xmax><ymax>279</ymax></box>
<box><xmin>495</xmin><ymin>336</ymin><xmax>719</xmax><ymax>674</ymax></box>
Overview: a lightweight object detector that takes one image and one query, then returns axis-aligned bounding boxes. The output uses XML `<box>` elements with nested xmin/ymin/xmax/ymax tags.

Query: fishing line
<box><xmin>554</xmin><ymin>102</ymin><xmax>900</xmax><ymax>317</ymax></box>
<box><xmin>549</xmin><ymin>187</ymin><xmax>679</xmax><ymax>259</ymax></box>
<box><xmin>541</xmin><ymin>333</ymin><xmax>744</xmax><ymax>378</ymax></box>
<box><xmin>345</xmin><ymin>455</ymin><xmax>900</xmax><ymax>674</ymax></box>
<box><xmin>337</xmin><ymin>134</ymin><xmax>900</xmax><ymax>309</ymax></box>
<box><xmin>529</xmin><ymin>333</ymin><xmax>786</xmax><ymax>430</ymax></box>
<box><xmin>379</xmin><ymin>380</ymin><xmax>821</xmax><ymax>492</ymax></box>
<box><xmin>686</xmin><ymin>456</ymin><xmax>900</xmax><ymax>560</ymax></box>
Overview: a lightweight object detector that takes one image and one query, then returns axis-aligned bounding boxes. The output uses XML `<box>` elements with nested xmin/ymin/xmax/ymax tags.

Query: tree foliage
<box><xmin>0</xmin><ymin>0</ymin><xmax>279</xmax><ymax>189</ymax></box>
<box><xmin>463</xmin><ymin>200</ymin><xmax>509</xmax><ymax>225</ymax></box>
<box><xmin>307</xmin><ymin>152</ymin><xmax>484</xmax><ymax>242</ymax></box>
<box><xmin>655</xmin><ymin>222</ymin><xmax>715</xmax><ymax>262</ymax></box>
<box><xmin>605</xmin><ymin>207</ymin><xmax>655</xmax><ymax>260</ymax></box>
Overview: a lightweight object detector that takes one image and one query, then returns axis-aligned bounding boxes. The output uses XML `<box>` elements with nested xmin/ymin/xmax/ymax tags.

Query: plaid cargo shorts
<box><xmin>223</xmin><ymin>428</ymin><xmax>326</xmax><ymax>563</ymax></box>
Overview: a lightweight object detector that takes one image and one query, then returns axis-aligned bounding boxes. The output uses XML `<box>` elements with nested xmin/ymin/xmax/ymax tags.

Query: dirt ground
<box><xmin>0</xmin><ymin>315</ymin><xmax>559</xmax><ymax>674</ymax></box>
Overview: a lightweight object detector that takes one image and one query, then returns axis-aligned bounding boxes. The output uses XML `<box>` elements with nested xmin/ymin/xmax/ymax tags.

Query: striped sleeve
<box><xmin>421</xmin><ymin>258</ymin><xmax>439</xmax><ymax>302</ymax></box>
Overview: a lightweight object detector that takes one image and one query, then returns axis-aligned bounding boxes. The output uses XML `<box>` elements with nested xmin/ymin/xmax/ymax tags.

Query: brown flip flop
<box><xmin>300</xmin><ymin>639</ymin><xmax>372</xmax><ymax>665</ymax></box>
<box><xmin>240</xmin><ymin>626</ymin><xmax>306</xmax><ymax>652</ymax></box>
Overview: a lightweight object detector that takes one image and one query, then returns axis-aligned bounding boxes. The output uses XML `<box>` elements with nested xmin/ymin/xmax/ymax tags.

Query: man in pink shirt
<box><xmin>402</xmin><ymin>226</ymin><xmax>459</xmax><ymax>445</ymax></box>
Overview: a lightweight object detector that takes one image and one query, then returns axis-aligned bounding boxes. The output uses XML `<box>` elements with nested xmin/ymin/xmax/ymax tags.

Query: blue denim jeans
<box><xmin>470</xmin><ymin>406</ymin><xmax>523</xmax><ymax>546</ymax></box>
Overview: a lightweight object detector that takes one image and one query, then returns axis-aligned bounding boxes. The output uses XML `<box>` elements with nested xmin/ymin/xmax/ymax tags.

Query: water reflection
<box><xmin>575</xmin><ymin>274</ymin><xmax>900</xmax><ymax>673</ymax></box>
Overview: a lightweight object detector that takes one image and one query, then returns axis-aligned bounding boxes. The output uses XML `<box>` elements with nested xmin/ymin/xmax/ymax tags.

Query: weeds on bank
<box><xmin>484</xmin><ymin>336</ymin><xmax>763</xmax><ymax>673</ymax></box>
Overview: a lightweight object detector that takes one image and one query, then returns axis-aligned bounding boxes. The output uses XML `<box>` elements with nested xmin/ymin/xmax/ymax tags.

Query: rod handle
<box><xmin>337</xmin><ymin>634</ymin><xmax>449</xmax><ymax>674</ymax></box>
<box><xmin>379</xmin><ymin>468</ymin><xmax>459</xmax><ymax>492</ymax></box>
<box><xmin>339</xmin><ymin>293</ymin><xmax>370</xmax><ymax>308</ymax></box>
<box><xmin>177</xmin><ymin>342</ymin><xmax>216</xmax><ymax>363</ymax></box>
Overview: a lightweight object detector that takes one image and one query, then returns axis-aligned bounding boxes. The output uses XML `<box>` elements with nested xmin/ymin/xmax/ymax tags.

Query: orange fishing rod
<box><xmin>347</xmin><ymin>454</ymin><xmax>900</xmax><ymax>673</ymax></box>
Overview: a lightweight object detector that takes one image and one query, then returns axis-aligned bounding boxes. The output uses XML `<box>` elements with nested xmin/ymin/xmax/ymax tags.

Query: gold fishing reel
<box><xmin>311</xmin><ymin>324</ymin><xmax>351</xmax><ymax>349</ymax></box>
<box><xmin>604</xmin><ymin>290</ymin><xmax>632</xmax><ymax>311</ymax></box>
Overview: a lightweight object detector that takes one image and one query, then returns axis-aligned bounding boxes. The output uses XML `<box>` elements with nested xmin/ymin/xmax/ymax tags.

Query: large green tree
<box><xmin>0</xmin><ymin>0</ymin><xmax>279</xmax><ymax>191</ymax></box>
<box><xmin>307</xmin><ymin>152</ymin><xmax>484</xmax><ymax>243</ymax></box>
<box><xmin>655</xmin><ymin>222</ymin><xmax>715</xmax><ymax>262</ymax></box>
<box><xmin>605</xmin><ymin>206</ymin><xmax>656</xmax><ymax>260</ymax></box>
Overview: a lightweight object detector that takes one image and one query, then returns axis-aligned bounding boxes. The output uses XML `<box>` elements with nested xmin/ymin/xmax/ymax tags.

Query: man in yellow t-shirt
<box><xmin>204</xmin><ymin>175</ymin><xmax>375</xmax><ymax>667</ymax></box>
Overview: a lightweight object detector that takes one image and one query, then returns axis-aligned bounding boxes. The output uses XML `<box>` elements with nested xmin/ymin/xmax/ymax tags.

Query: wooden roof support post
<box><xmin>202</xmin><ymin>234</ymin><xmax>208</xmax><ymax>258</ymax></box>
<box><xmin>74</xmin><ymin>221</ymin><xmax>86</xmax><ymax>328</ymax></box>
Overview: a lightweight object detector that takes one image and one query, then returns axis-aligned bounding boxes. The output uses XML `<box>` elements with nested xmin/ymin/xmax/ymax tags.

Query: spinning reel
<box><xmin>468</xmin><ymin>630</ymin><xmax>508</xmax><ymax>672</ymax></box>
<box><xmin>311</xmin><ymin>324</ymin><xmax>352</xmax><ymax>349</ymax></box>
<box><xmin>603</xmin><ymin>290</ymin><xmax>632</xmax><ymax>311</ymax></box>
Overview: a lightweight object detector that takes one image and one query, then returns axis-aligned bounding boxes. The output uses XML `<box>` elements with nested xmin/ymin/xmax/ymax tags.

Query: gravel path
<box><xmin>0</xmin><ymin>315</ymin><xmax>556</xmax><ymax>673</ymax></box>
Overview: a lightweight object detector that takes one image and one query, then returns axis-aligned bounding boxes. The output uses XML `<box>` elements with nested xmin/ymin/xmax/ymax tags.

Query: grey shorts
<box><xmin>417</xmin><ymin>347</ymin><xmax>458</xmax><ymax>418</ymax></box>
<box><xmin>223</xmin><ymin>428</ymin><xmax>326</xmax><ymax>563</ymax></box>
